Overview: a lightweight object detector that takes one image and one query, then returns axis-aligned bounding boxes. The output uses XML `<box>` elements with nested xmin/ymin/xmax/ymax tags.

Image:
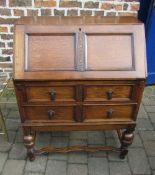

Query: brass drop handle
<box><xmin>47</xmin><ymin>110</ymin><xmax>55</xmax><ymax>119</ymax></box>
<box><xmin>106</xmin><ymin>90</ymin><xmax>113</xmax><ymax>100</ymax></box>
<box><xmin>49</xmin><ymin>91</ymin><xmax>56</xmax><ymax>101</ymax></box>
<box><xmin>107</xmin><ymin>109</ymin><xmax>113</xmax><ymax>119</ymax></box>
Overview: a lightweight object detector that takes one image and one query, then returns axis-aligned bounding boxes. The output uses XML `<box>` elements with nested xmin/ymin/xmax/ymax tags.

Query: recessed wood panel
<box><xmin>87</xmin><ymin>34</ymin><xmax>134</xmax><ymax>71</ymax></box>
<box><xmin>26</xmin><ymin>34</ymin><xmax>75</xmax><ymax>71</ymax></box>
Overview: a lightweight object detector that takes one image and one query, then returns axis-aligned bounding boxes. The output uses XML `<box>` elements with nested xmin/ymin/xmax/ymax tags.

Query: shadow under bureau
<box><xmin>13</xmin><ymin>16</ymin><xmax>147</xmax><ymax>161</ymax></box>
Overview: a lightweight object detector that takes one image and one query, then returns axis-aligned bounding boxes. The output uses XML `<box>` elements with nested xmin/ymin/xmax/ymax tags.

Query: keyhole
<box><xmin>79</xmin><ymin>28</ymin><xmax>81</xmax><ymax>31</ymax></box>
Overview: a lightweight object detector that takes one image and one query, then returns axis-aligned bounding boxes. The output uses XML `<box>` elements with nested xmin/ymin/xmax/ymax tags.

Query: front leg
<box><xmin>119</xmin><ymin>128</ymin><xmax>134</xmax><ymax>159</ymax></box>
<box><xmin>23</xmin><ymin>135</ymin><xmax>35</xmax><ymax>161</ymax></box>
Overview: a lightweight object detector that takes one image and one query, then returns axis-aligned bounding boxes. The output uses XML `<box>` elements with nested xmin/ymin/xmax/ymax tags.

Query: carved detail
<box><xmin>75</xmin><ymin>31</ymin><xmax>86</xmax><ymax>71</ymax></box>
<box><xmin>24</xmin><ymin>135</ymin><xmax>35</xmax><ymax>161</ymax></box>
<box><xmin>119</xmin><ymin>129</ymin><xmax>134</xmax><ymax>159</ymax></box>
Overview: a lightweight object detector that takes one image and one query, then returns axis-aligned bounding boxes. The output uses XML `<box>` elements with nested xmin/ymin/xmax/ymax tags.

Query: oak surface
<box><xmin>13</xmin><ymin>16</ymin><xmax>146</xmax><ymax>161</ymax></box>
<box><xmin>14</xmin><ymin>16</ymin><xmax>146</xmax><ymax>80</ymax></box>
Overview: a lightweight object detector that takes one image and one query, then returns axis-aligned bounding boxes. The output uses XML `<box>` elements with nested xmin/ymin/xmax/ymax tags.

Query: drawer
<box><xmin>25</xmin><ymin>85</ymin><xmax>76</xmax><ymax>103</ymax></box>
<box><xmin>83</xmin><ymin>105</ymin><xmax>135</xmax><ymax>122</ymax></box>
<box><xmin>84</xmin><ymin>85</ymin><xmax>133</xmax><ymax>101</ymax></box>
<box><xmin>23</xmin><ymin>106</ymin><xmax>76</xmax><ymax>122</ymax></box>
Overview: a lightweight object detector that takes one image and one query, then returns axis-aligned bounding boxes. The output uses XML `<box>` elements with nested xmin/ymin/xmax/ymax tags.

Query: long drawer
<box><xmin>24</xmin><ymin>82</ymin><xmax>136</xmax><ymax>104</ymax></box>
<box><xmin>23</xmin><ymin>104</ymin><xmax>136</xmax><ymax>123</ymax></box>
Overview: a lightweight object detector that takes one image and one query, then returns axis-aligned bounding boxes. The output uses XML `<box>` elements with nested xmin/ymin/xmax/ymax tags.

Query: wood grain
<box><xmin>23</xmin><ymin>105</ymin><xmax>76</xmax><ymax>122</ymax></box>
<box><xmin>27</xmin><ymin>34</ymin><xmax>75</xmax><ymax>71</ymax></box>
<box><xmin>87</xmin><ymin>34</ymin><xmax>133</xmax><ymax>71</ymax></box>
<box><xmin>84</xmin><ymin>84</ymin><xmax>133</xmax><ymax>101</ymax></box>
<box><xmin>13</xmin><ymin>16</ymin><xmax>146</xmax><ymax>161</ymax></box>
<box><xmin>83</xmin><ymin>104</ymin><xmax>135</xmax><ymax>121</ymax></box>
<box><xmin>26</xmin><ymin>85</ymin><xmax>76</xmax><ymax>102</ymax></box>
<box><xmin>13</xmin><ymin>16</ymin><xmax>146</xmax><ymax>80</ymax></box>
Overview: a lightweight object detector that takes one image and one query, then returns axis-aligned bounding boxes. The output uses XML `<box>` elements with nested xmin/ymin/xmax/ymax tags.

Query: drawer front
<box><xmin>84</xmin><ymin>85</ymin><xmax>133</xmax><ymax>101</ymax></box>
<box><xmin>83</xmin><ymin>105</ymin><xmax>135</xmax><ymax>122</ymax></box>
<box><xmin>26</xmin><ymin>85</ymin><xmax>76</xmax><ymax>103</ymax></box>
<box><xmin>24</xmin><ymin>106</ymin><xmax>76</xmax><ymax>122</ymax></box>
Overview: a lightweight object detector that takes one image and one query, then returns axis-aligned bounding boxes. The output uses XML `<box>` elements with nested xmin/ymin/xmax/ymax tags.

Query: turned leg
<box><xmin>119</xmin><ymin>129</ymin><xmax>134</xmax><ymax>159</ymax></box>
<box><xmin>23</xmin><ymin>135</ymin><xmax>35</xmax><ymax>161</ymax></box>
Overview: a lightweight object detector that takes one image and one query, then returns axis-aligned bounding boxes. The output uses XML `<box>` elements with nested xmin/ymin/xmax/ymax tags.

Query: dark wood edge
<box><xmin>0</xmin><ymin>17</ymin><xmax>115</xmax><ymax>26</ymax></box>
<box><xmin>15</xmin><ymin>16</ymin><xmax>142</xmax><ymax>25</ymax></box>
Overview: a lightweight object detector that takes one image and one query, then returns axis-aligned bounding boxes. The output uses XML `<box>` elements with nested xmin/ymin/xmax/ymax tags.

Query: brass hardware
<box><xmin>106</xmin><ymin>90</ymin><xmax>113</xmax><ymax>100</ymax></box>
<box><xmin>49</xmin><ymin>91</ymin><xmax>56</xmax><ymax>101</ymax></box>
<box><xmin>107</xmin><ymin>109</ymin><xmax>113</xmax><ymax>119</ymax></box>
<box><xmin>47</xmin><ymin>110</ymin><xmax>55</xmax><ymax>119</ymax></box>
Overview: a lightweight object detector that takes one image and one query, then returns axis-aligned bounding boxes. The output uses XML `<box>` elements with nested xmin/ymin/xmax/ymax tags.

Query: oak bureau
<box><xmin>13</xmin><ymin>16</ymin><xmax>147</xmax><ymax>161</ymax></box>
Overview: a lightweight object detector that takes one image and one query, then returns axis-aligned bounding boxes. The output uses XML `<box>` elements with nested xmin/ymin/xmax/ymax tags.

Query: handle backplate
<box><xmin>106</xmin><ymin>90</ymin><xmax>113</xmax><ymax>100</ymax></box>
<box><xmin>47</xmin><ymin>110</ymin><xmax>55</xmax><ymax>120</ymax></box>
<box><xmin>49</xmin><ymin>91</ymin><xmax>56</xmax><ymax>101</ymax></box>
<box><xmin>107</xmin><ymin>109</ymin><xmax>113</xmax><ymax>119</ymax></box>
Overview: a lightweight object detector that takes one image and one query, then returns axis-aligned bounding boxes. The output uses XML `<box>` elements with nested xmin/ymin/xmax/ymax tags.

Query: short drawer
<box><xmin>83</xmin><ymin>104</ymin><xmax>135</xmax><ymax>122</ymax></box>
<box><xmin>23</xmin><ymin>105</ymin><xmax>76</xmax><ymax>122</ymax></box>
<box><xmin>84</xmin><ymin>85</ymin><xmax>133</xmax><ymax>101</ymax></box>
<box><xmin>25</xmin><ymin>85</ymin><xmax>76</xmax><ymax>103</ymax></box>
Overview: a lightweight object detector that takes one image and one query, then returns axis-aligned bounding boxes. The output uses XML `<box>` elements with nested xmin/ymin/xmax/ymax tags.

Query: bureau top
<box><xmin>14</xmin><ymin>16</ymin><xmax>147</xmax><ymax>80</ymax></box>
<box><xmin>15</xmin><ymin>16</ymin><xmax>141</xmax><ymax>25</ymax></box>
